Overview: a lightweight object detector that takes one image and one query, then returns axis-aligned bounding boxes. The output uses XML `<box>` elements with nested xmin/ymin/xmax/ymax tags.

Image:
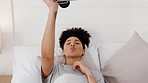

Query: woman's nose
<box><xmin>70</xmin><ymin>43</ymin><xmax>75</xmax><ymax>46</ymax></box>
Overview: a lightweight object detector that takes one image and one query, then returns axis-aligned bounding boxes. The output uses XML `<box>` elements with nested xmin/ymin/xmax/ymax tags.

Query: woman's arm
<box><xmin>85</xmin><ymin>71</ymin><xmax>97</xmax><ymax>83</ymax></box>
<box><xmin>41</xmin><ymin>0</ymin><xmax>58</xmax><ymax>78</ymax></box>
<box><xmin>72</xmin><ymin>61</ymin><xmax>97</xmax><ymax>83</ymax></box>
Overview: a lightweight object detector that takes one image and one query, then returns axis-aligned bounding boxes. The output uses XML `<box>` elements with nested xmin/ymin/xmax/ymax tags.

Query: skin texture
<box><xmin>41</xmin><ymin>0</ymin><xmax>97</xmax><ymax>83</ymax></box>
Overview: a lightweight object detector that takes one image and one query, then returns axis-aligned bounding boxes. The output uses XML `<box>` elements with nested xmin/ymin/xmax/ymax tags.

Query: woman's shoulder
<box><xmin>54</xmin><ymin>63</ymin><xmax>66</xmax><ymax>69</ymax></box>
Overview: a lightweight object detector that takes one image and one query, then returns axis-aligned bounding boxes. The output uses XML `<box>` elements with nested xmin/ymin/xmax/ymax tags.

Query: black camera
<box><xmin>58</xmin><ymin>1</ymin><xmax>70</xmax><ymax>8</ymax></box>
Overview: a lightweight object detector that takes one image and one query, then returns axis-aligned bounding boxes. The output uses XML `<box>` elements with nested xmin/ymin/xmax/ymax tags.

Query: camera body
<box><xmin>58</xmin><ymin>1</ymin><xmax>70</xmax><ymax>8</ymax></box>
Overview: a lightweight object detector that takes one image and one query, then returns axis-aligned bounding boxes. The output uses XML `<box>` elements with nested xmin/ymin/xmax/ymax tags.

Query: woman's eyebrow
<box><xmin>75</xmin><ymin>39</ymin><xmax>80</xmax><ymax>42</ymax></box>
<box><xmin>66</xmin><ymin>40</ymin><xmax>71</xmax><ymax>42</ymax></box>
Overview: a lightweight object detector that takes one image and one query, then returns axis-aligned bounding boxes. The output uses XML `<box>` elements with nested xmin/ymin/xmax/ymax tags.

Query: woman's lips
<box><xmin>70</xmin><ymin>47</ymin><xmax>76</xmax><ymax>51</ymax></box>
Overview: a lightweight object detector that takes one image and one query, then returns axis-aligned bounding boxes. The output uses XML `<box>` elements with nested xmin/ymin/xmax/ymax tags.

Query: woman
<box><xmin>41</xmin><ymin>0</ymin><xmax>104</xmax><ymax>83</ymax></box>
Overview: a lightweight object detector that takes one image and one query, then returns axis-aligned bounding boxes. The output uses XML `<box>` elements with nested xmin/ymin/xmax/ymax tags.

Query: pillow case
<box><xmin>54</xmin><ymin>44</ymin><xmax>100</xmax><ymax>70</ymax></box>
<box><xmin>98</xmin><ymin>43</ymin><xmax>123</xmax><ymax>68</ymax></box>
<box><xmin>11</xmin><ymin>46</ymin><xmax>42</xmax><ymax>83</ymax></box>
<box><xmin>12</xmin><ymin>44</ymin><xmax>101</xmax><ymax>83</ymax></box>
<box><xmin>102</xmin><ymin>31</ymin><xmax>148</xmax><ymax>83</ymax></box>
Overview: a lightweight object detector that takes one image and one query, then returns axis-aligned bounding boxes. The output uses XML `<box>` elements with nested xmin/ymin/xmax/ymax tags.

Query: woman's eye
<box><xmin>75</xmin><ymin>42</ymin><xmax>80</xmax><ymax>44</ymax></box>
<box><xmin>66</xmin><ymin>43</ymin><xmax>71</xmax><ymax>45</ymax></box>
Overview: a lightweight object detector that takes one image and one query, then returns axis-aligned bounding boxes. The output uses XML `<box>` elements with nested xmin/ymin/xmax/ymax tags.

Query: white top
<box><xmin>43</xmin><ymin>64</ymin><xmax>105</xmax><ymax>83</ymax></box>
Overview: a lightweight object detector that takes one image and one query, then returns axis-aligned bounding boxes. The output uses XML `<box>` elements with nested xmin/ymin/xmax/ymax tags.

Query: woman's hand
<box><xmin>43</xmin><ymin>0</ymin><xmax>58</xmax><ymax>12</ymax></box>
<box><xmin>72</xmin><ymin>61</ymin><xmax>97</xmax><ymax>83</ymax></box>
<box><xmin>72</xmin><ymin>61</ymin><xmax>91</xmax><ymax>75</ymax></box>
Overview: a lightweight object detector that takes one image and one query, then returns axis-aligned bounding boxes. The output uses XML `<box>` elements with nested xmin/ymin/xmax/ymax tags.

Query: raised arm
<box><xmin>41</xmin><ymin>0</ymin><xmax>58</xmax><ymax>78</ymax></box>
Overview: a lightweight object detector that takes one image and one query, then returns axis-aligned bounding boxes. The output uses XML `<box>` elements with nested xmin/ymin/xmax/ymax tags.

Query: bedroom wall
<box><xmin>0</xmin><ymin>0</ymin><xmax>14</xmax><ymax>75</ymax></box>
<box><xmin>13</xmin><ymin>0</ymin><xmax>148</xmax><ymax>46</ymax></box>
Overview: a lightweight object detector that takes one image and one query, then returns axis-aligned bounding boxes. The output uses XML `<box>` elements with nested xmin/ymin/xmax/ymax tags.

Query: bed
<box><xmin>11</xmin><ymin>31</ymin><xmax>148</xmax><ymax>83</ymax></box>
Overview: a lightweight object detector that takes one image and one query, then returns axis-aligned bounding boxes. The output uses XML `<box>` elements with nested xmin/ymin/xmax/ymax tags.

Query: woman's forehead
<box><xmin>66</xmin><ymin>37</ymin><xmax>80</xmax><ymax>42</ymax></box>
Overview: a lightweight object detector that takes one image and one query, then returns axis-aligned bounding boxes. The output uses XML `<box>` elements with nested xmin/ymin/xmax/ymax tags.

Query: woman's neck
<box><xmin>65</xmin><ymin>56</ymin><xmax>81</xmax><ymax>65</ymax></box>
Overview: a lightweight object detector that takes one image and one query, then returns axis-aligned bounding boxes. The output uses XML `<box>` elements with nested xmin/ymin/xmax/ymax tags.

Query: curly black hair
<box><xmin>59</xmin><ymin>27</ymin><xmax>91</xmax><ymax>49</ymax></box>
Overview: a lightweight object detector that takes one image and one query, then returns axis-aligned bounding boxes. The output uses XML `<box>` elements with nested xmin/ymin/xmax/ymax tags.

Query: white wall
<box><xmin>0</xmin><ymin>0</ymin><xmax>14</xmax><ymax>75</ymax></box>
<box><xmin>13</xmin><ymin>0</ymin><xmax>148</xmax><ymax>46</ymax></box>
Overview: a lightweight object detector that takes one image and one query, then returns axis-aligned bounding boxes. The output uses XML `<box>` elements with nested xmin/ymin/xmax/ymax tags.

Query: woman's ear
<box><xmin>82</xmin><ymin>49</ymin><xmax>85</xmax><ymax>55</ymax></box>
<box><xmin>62</xmin><ymin>50</ymin><xmax>64</xmax><ymax>55</ymax></box>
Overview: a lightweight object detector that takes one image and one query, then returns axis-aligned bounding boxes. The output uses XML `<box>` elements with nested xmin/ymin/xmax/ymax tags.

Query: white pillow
<box><xmin>98</xmin><ymin>43</ymin><xmax>124</xmax><ymax>68</ymax></box>
<box><xmin>12</xmin><ymin>44</ymin><xmax>100</xmax><ymax>83</ymax></box>
<box><xmin>54</xmin><ymin>44</ymin><xmax>100</xmax><ymax>70</ymax></box>
<box><xmin>11</xmin><ymin>46</ymin><xmax>42</xmax><ymax>83</ymax></box>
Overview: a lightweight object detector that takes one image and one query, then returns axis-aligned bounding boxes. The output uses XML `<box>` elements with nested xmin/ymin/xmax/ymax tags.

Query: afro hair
<box><xmin>59</xmin><ymin>27</ymin><xmax>91</xmax><ymax>49</ymax></box>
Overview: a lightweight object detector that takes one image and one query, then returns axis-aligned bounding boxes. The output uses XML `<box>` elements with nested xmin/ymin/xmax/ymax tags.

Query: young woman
<box><xmin>41</xmin><ymin>0</ymin><xmax>104</xmax><ymax>83</ymax></box>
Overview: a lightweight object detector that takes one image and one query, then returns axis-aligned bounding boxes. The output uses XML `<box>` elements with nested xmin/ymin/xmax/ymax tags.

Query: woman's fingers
<box><xmin>72</xmin><ymin>61</ymin><xmax>81</xmax><ymax>70</ymax></box>
<box><xmin>43</xmin><ymin>0</ymin><xmax>59</xmax><ymax>12</ymax></box>
<box><xmin>72</xmin><ymin>61</ymin><xmax>91</xmax><ymax>75</ymax></box>
<box><xmin>72</xmin><ymin>62</ymin><xmax>78</xmax><ymax>70</ymax></box>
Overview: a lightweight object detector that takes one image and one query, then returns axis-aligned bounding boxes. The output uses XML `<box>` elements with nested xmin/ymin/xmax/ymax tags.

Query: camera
<box><xmin>57</xmin><ymin>0</ymin><xmax>70</xmax><ymax>8</ymax></box>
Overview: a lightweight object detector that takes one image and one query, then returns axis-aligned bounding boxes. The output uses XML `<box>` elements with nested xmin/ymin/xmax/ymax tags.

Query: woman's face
<box><xmin>63</xmin><ymin>37</ymin><xmax>84</xmax><ymax>58</ymax></box>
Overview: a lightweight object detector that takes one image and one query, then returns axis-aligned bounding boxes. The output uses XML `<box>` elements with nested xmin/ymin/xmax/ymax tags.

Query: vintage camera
<box><xmin>57</xmin><ymin>0</ymin><xmax>70</xmax><ymax>8</ymax></box>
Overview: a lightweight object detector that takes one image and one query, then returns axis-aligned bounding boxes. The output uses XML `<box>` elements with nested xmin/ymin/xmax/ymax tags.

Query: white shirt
<box><xmin>43</xmin><ymin>64</ymin><xmax>105</xmax><ymax>83</ymax></box>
